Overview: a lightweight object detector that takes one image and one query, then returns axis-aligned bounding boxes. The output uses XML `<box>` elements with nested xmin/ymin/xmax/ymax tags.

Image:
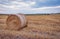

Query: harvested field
<box><xmin>0</xmin><ymin>14</ymin><xmax>60</xmax><ymax>39</ymax></box>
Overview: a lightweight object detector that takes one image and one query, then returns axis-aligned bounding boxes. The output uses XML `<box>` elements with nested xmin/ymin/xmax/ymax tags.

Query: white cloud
<box><xmin>0</xmin><ymin>0</ymin><xmax>60</xmax><ymax>14</ymax></box>
<box><xmin>0</xmin><ymin>1</ymin><xmax>36</xmax><ymax>14</ymax></box>
<box><xmin>33</xmin><ymin>6</ymin><xmax>60</xmax><ymax>10</ymax></box>
<box><xmin>0</xmin><ymin>1</ymin><xmax>36</xmax><ymax>10</ymax></box>
<box><xmin>30</xmin><ymin>6</ymin><xmax>60</xmax><ymax>13</ymax></box>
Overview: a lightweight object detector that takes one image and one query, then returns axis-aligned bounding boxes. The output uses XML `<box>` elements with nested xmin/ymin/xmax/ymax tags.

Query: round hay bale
<box><xmin>6</xmin><ymin>14</ymin><xmax>27</xmax><ymax>30</ymax></box>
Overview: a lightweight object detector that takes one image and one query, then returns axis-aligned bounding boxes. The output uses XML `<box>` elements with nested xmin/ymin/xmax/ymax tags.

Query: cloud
<box><xmin>0</xmin><ymin>1</ymin><xmax>36</xmax><ymax>9</ymax></box>
<box><xmin>0</xmin><ymin>0</ymin><xmax>60</xmax><ymax>14</ymax></box>
<box><xmin>34</xmin><ymin>6</ymin><xmax>60</xmax><ymax>10</ymax></box>
<box><xmin>31</xmin><ymin>6</ymin><xmax>60</xmax><ymax>13</ymax></box>
<box><xmin>0</xmin><ymin>1</ymin><xmax>36</xmax><ymax>14</ymax></box>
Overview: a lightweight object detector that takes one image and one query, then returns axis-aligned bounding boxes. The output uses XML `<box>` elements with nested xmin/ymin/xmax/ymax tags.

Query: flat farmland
<box><xmin>0</xmin><ymin>14</ymin><xmax>60</xmax><ymax>39</ymax></box>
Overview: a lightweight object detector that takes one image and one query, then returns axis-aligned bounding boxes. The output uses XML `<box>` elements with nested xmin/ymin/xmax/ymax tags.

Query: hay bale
<box><xmin>6</xmin><ymin>14</ymin><xmax>27</xmax><ymax>30</ymax></box>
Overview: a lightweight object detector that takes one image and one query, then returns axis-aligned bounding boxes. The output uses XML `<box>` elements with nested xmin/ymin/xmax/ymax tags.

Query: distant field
<box><xmin>0</xmin><ymin>14</ymin><xmax>60</xmax><ymax>39</ymax></box>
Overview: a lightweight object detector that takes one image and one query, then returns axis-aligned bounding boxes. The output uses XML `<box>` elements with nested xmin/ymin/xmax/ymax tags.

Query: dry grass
<box><xmin>0</xmin><ymin>14</ymin><xmax>60</xmax><ymax>39</ymax></box>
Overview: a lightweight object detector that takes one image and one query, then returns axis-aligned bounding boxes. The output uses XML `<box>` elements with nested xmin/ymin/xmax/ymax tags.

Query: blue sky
<box><xmin>0</xmin><ymin>0</ymin><xmax>60</xmax><ymax>14</ymax></box>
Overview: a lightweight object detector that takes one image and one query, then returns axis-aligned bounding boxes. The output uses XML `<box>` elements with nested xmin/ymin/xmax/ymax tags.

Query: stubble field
<box><xmin>0</xmin><ymin>14</ymin><xmax>60</xmax><ymax>39</ymax></box>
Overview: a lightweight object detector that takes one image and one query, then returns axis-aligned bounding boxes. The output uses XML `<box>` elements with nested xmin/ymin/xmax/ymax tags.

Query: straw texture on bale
<box><xmin>6</xmin><ymin>14</ymin><xmax>27</xmax><ymax>30</ymax></box>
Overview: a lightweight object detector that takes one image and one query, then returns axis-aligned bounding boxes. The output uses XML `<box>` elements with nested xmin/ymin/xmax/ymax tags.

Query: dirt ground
<box><xmin>0</xmin><ymin>14</ymin><xmax>60</xmax><ymax>39</ymax></box>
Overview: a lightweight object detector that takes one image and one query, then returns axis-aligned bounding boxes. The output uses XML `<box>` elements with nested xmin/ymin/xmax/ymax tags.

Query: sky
<box><xmin>0</xmin><ymin>0</ymin><xmax>60</xmax><ymax>14</ymax></box>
